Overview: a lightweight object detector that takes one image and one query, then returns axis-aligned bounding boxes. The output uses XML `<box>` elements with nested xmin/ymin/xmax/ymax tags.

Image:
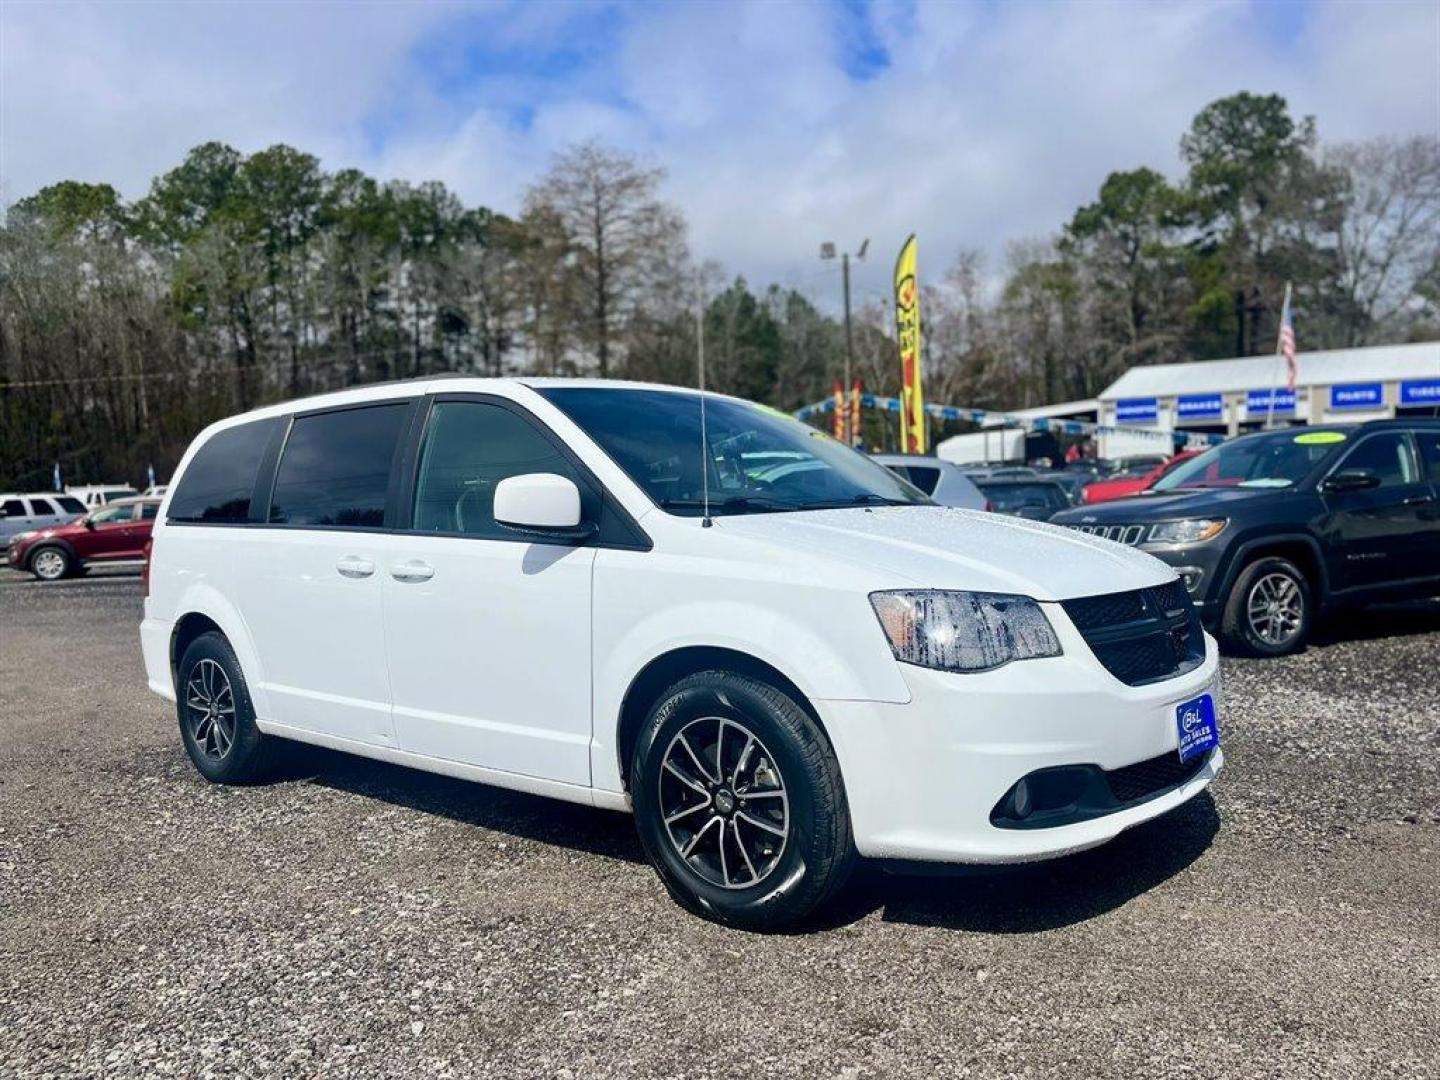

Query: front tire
<box><xmin>177</xmin><ymin>631</ymin><xmax>277</xmax><ymax>783</ymax></box>
<box><xmin>29</xmin><ymin>546</ymin><xmax>71</xmax><ymax>581</ymax></box>
<box><xmin>631</xmin><ymin>670</ymin><xmax>855</xmax><ymax>931</ymax></box>
<box><xmin>1220</xmin><ymin>555</ymin><xmax>1313</xmax><ymax>656</ymax></box>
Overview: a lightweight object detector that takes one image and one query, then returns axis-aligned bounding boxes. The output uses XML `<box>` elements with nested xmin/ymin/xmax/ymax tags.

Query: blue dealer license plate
<box><xmin>1176</xmin><ymin>693</ymin><xmax>1219</xmax><ymax>763</ymax></box>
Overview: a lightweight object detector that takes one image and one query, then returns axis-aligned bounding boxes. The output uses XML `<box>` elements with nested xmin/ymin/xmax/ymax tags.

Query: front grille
<box><xmin>1066</xmin><ymin>523</ymin><xmax>1147</xmax><ymax>546</ymax></box>
<box><xmin>1061</xmin><ymin>582</ymin><xmax>1205</xmax><ymax>686</ymax></box>
<box><xmin>1106</xmin><ymin>749</ymin><xmax>1208</xmax><ymax>803</ymax></box>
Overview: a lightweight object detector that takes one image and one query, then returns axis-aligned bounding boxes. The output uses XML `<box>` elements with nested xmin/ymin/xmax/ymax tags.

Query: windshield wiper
<box><xmin>657</xmin><ymin>495</ymin><xmax>797</xmax><ymax>515</ymax></box>
<box><xmin>845</xmin><ymin>493</ymin><xmax>920</xmax><ymax>506</ymax></box>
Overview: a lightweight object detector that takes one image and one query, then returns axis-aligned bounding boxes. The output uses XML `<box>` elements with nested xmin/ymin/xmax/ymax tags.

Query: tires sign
<box><xmin>1400</xmin><ymin>379</ymin><xmax>1440</xmax><ymax>407</ymax></box>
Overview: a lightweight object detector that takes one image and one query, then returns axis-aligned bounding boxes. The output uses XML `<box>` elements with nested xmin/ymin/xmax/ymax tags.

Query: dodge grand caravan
<box><xmin>142</xmin><ymin>379</ymin><xmax>1223</xmax><ymax>929</ymax></box>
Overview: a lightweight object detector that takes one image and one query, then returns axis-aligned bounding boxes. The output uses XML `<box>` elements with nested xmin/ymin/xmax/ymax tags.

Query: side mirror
<box><xmin>1322</xmin><ymin>469</ymin><xmax>1381</xmax><ymax>494</ymax></box>
<box><xmin>494</xmin><ymin>473</ymin><xmax>596</xmax><ymax>543</ymax></box>
<box><xmin>83</xmin><ymin>518</ymin><xmax>96</xmax><ymax>530</ymax></box>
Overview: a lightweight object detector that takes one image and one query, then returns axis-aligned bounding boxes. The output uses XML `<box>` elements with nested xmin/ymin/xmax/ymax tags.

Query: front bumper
<box><xmin>814</xmin><ymin>611</ymin><xmax>1222</xmax><ymax>864</ymax></box>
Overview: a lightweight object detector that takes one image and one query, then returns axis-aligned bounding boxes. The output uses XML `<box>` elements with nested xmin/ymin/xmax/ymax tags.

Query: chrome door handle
<box><xmin>335</xmin><ymin>556</ymin><xmax>376</xmax><ymax>579</ymax></box>
<box><xmin>390</xmin><ymin>561</ymin><xmax>435</xmax><ymax>583</ymax></box>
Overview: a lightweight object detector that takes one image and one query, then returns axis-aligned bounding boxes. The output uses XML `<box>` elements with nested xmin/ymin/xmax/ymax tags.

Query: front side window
<box><xmin>89</xmin><ymin>503</ymin><xmax>135</xmax><ymax>525</ymax></box>
<box><xmin>903</xmin><ymin>466</ymin><xmax>942</xmax><ymax>495</ymax></box>
<box><xmin>269</xmin><ymin>404</ymin><xmax>409</xmax><ymax>528</ymax></box>
<box><xmin>169</xmin><ymin>417</ymin><xmax>280</xmax><ymax>524</ymax></box>
<box><xmin>1335</xmin><ymin>433</ymin><xmax>1418</xmax><ymax>488</ymax></box>
<box><xmin>413</xmin><ymin>401</ymin><xmax>582</xmax><ymax>539</ymax></box>
<box><xmin>540</xmin><ymin>388</ymin><xmax>929</xmax><ymax>516</ymax></box>
<box><xmin>140</xmin><ymin>502</ymin><xmax>160</xmax><ymax>520</ymax></box>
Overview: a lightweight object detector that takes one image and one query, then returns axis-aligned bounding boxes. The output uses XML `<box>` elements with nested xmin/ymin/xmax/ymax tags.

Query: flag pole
<box><xmin>1265</xmin><ymin>281</ymin><xmax>1292</xmax><ymax>430</ymax></box>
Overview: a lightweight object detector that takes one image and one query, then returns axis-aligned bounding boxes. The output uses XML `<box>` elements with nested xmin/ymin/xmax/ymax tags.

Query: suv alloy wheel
<box><xmin>1221</xmin><ymin>555</ymin><xmax>1313</xmax><ymax>657</ymax></box>
<box><xmin>29</xmin><ymin>546</ymin><xmax>70</xmax><ymax>581</ymax></box>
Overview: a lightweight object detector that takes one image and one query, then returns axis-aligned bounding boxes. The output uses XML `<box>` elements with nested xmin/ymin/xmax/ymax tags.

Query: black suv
<box><xmin>1050</xmin><ymin>420</ymin><xmax>1440</xmax><ymax>656</ymax></box>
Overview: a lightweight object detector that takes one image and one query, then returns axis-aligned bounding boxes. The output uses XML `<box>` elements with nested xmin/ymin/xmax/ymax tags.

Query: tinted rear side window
<box><xmin>169</xmin><ymin>418</ymin><xmax>280</xmax><ymax>523</ymax></box>
<box><xmin>1414</xmin><ymin>429</ymin><xmax>1440</xmax><ymax>483</ymax></box>
<box><xmin>28</xmin><ymin>497</ymin><xmax>58</xmax><ymax>515</ymax></box>
<box><xmin>269</xmin><ymin>404</ymin><xmax>409</xmax><ymax>528</ymax></box>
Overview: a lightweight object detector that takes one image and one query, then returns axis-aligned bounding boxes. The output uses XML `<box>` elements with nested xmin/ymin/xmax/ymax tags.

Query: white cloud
<box><xmin>3</xmin><ymin>0</ymin><xmax>1436</xmax><ymax>309</ymax></box>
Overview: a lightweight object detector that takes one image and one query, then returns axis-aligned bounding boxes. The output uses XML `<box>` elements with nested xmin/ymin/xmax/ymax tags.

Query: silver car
<box><xmin>0</xmin><ymin>492</ymin><xmax>87</xmax><ymax>549</ymax></box>
<box><xmin>871</xmin><ymin>454</ymin><xmax>989</xmax><ymax>510</ymax></box>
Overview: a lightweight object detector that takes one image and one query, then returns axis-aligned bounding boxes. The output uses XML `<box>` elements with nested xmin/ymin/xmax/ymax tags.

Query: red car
<box><xmin>6</xmin><ymin>496</ymin><xmax>160</xmax><ymax>580</ymax></box>
<box><xmin>1082</xmin><ymin>449</ymin><xmax>1203</xmax><ymax>505</ymax></box>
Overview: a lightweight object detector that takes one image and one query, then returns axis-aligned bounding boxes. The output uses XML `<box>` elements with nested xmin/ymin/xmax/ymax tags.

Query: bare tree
<box><xmin>1325</xmin><ymin>136</ymin><xmax>1440</xmax><ymax>345</ymax></box>
<box><xmin>523</xmin><ymin>142</ymin><xmax>687</xmax><ymax>377</ymax></box>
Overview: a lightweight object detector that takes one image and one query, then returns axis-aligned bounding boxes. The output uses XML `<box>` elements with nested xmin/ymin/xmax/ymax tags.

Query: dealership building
<box><xmin>1091</xmin><ymin>340</ymin><xmax>1440</xmax><ymax>455</ymax></box>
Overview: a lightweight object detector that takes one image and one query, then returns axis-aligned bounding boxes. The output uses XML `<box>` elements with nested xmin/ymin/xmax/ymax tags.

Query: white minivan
<box><xmin>141</xmin><ymin>379</ymin><xmax>1222</xmax><ymax>928</ymax></box>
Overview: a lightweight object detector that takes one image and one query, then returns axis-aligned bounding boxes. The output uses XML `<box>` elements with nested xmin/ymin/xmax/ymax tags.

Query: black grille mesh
<box><xmin>1062</xmin><ymin>581</ymin><xmax>1205</xmax><ymax>686</ymax></box>
<box><xmin>1063</xmin><ymin>590</ymin><xmax>1148</xmax><ymax>630</ymax></box>
<box><xmin>1106</xmin><ymin>750</ymin><xmax>1208</xmax><ymax>802</ymax></box>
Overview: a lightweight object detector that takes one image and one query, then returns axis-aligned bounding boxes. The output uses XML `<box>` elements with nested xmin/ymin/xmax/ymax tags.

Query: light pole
<box><xmin>820</xmin><ymin>238</ymin><xmax>868</xmax><ymax>443</ymax></box>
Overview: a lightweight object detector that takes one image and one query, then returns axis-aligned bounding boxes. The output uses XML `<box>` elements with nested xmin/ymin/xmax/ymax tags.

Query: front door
<box><xmin>73</xmin><ymin>501</ymin><xmax>146</xmax><ymax>560</ymax></box>
<box><xmin>1323</xmin><ymin>431</ymin><xmax>1432</xmax><ymax>591</ymax></box>
<box><xmin>381</xmin><ymin>398</ymin><xmax>595</xmax><ymax>786</ymax></box>
<box><xmin>230</xmin><ymin>401</ymin><xmax>412</xmax><ymax>746</ymax></box>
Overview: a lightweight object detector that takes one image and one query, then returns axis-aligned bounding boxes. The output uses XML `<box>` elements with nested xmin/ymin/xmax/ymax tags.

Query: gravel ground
<box><xmin>1</xmin><ymin>567</ymin><xmax>1437</xmax><ymax>1079</ymax></box>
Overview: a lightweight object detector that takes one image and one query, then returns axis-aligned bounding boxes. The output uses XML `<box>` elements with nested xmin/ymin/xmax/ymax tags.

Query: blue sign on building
<box><xmin>1246</xmin><ymin>388</ymin><xmax>1296</xmax><ymax>414</ymax></box>
<box><xmin>1115</xmin><ymin>397</ymin><xmax>1159</xmax><ymax>423</ymax></box>
<box><xmin>1176</xmin><ymin>393</ymin><xmax>1224</xmax><ymax>421</ymax></box>
<box><xmin>1329</xmin><ymin>383</ymin><xmax>1384</xmax><ymax>410</ymax></box>
<box><xmin>1400</xmin><ymin>378</ymin><xmax>1440</xmax><ymax>407</ymax></box>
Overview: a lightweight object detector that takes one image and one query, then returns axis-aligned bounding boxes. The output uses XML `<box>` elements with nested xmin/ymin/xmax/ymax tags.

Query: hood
<box><xmin>714</xmin><ymin>505</ymin><xmax>1174</xmax><ymax>602</ymax></box>
<box><xmin>1052</xmin><ymin>485</ymin><xmax>1296</xmax><ymax>524</ymax></box>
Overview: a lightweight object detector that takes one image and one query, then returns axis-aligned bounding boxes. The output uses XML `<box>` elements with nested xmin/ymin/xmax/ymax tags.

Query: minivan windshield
<box><xmin>540</xmin><ymin>387</ymin><xmax>930</xmax><ymax>515</ymax></box>
<box><xmin>1151</xmin><ymin>428</ymin><xmax>1351</xmax><ymax>492</ymax></box>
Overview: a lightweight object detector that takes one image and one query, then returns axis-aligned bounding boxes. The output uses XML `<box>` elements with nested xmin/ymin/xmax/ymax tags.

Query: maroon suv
<box><xmin>7</xmin><ymin>497</ymin><xmax>160</xmax><ymax>581</ymax></box>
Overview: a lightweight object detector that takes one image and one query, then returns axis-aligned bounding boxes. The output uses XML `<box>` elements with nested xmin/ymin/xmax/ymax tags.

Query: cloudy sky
<box><xmin>3</xmin><ymin>0</ymin><xmax>1437</xmax><ymax>305</ymax></box>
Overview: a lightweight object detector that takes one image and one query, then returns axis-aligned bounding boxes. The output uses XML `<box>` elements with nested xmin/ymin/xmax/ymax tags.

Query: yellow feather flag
<box><xmin>894</xmin><ymin>235</ymin><xmax>925</xmax><ymax>453</ymax></box>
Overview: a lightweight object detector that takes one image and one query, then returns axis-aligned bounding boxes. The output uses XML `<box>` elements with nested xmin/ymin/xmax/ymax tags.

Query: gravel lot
<box><xmin>2</xmin><ymin>568</ymin><xmax>1437</xmax><ymax>1079</ymax></box>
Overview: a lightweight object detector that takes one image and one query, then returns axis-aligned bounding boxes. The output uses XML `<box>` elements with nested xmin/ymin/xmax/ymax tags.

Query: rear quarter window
<box><xmin>168</xmin><ymin>417</ymin><xmax>281</xmax><ymax>524</ymax></box>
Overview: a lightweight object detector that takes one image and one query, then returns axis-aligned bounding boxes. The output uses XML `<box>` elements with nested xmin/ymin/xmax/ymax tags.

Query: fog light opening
<box><xmin>1175</xmin><ymin>566</ymin><xmax>1205</xmax><ymax>594</ymax></box>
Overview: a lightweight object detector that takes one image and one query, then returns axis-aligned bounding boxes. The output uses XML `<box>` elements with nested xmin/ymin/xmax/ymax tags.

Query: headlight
<box><xmin>869</xmin><ymin>590</ymin><xmax>1062</xmax><ymax>673</ymax></box>
<box><xmin>1146</xmin><ymin>519</ymin><xmax>1226</xmax><ymax>545</ymax></box>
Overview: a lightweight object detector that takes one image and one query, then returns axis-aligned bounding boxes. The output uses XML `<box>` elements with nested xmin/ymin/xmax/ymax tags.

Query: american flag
<box><xmin>1278</xmin><ymin>287</ymin><xmax>1297</xmax><ymax>391</ymax></box>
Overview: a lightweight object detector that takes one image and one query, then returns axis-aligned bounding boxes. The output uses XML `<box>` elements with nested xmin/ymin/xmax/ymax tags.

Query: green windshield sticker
<box><xmin>1294</xmin><ymin>431</ymin><xmax>1347</xmax><ymax>445</ymax></box>
<box><xmin>752</xmin><ymin>402</ymin><xmax>801</xmax><ymax>423</ymax></box>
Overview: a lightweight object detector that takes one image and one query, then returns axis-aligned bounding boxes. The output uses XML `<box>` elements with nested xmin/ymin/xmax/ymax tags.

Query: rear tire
<box><xmin>630</xmin><ymin>670</ymin><xmax>856</xmax><ymax>931</ymax></box>
<box><xmin>177</xmin><ymin>631</ymin><xmax>278</xmax><ymax>783</ymax></box>
<box><xmin>29</xmin><ymin>546</ymin><xmax>71</xmax><ymax>581</ymax></box>
<box><xmin>1220</xmin><ymin>555</ymin><xmax>1313</xmax><ymax>656</ymax></box>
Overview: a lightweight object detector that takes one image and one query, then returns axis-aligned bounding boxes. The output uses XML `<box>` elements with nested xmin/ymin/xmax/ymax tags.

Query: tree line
<box><xmin>1</xmin><ymin>92</ymin><xmax>1436</xmax><ymax>488</ymax></box>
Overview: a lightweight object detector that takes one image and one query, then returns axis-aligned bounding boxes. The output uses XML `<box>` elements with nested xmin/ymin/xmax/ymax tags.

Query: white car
<box><xmin>67</xmin><ymin>484</ymin><xmax>139</xmax><ymax>509</ymax></box>
<box><xmin>141</xmin><ymin>379</ymin><xmax>1223</xmax><ymax>929</ymax></box>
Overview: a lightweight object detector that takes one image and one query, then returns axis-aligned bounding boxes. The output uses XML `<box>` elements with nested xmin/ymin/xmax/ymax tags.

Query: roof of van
<box><xmin>204</xmin><ymin>376</ymin><xmax>732</xmax><ymax>430</ymax></box>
